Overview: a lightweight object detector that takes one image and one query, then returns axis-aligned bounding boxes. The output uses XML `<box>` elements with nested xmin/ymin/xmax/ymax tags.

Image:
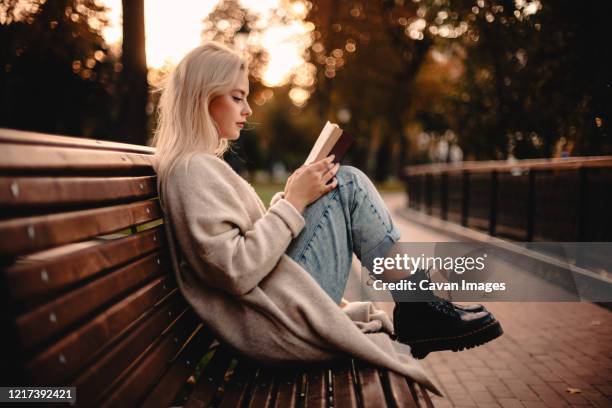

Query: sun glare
<box><xmin>101</xmin><ymin>0</ymin><xmax>219</xmax><ymax>69</ymax></box>
<box><xmin>100</xmin><ymin>0</ymin><xmax>313</xmax><ymax>96</ymax></box>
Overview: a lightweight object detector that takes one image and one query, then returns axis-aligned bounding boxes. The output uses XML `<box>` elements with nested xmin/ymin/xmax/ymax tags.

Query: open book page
<box><xmin>304</xmin><ymin>121</ymin><xmax>344</xmax><ymax>165</ymax></box>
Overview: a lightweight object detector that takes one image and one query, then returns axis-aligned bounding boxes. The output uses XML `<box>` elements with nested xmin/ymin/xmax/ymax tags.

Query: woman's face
<box><xmin>209</xmin><ymin>70</ymin><xmax>252</xmax><ymax>140</ymax></box>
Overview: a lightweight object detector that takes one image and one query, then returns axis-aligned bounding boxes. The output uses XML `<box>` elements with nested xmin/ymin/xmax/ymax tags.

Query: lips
<box><xmin>237</xmin><ymin>122</ymin><xmax>245</xmax><ymax>128</ymax></box>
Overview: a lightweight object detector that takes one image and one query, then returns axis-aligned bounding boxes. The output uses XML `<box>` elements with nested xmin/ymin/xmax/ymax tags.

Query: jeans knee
<box><xmin>337</xmin><ymin>165</ymin><xmax>368</xmax><ymax>186</ymax></box>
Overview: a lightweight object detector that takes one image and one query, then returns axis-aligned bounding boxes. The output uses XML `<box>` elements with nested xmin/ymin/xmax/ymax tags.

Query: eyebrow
<box><xmin>232</xmin><ymin>89</ymin><xmax>249</xmax><ymax>96</ymax></box>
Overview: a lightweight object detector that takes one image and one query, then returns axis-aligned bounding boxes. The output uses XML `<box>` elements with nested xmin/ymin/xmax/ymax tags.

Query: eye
<box><xmin>232</xmin><ymin>96</ymin><xmax>243</xmax><ymax>102</ymax></box>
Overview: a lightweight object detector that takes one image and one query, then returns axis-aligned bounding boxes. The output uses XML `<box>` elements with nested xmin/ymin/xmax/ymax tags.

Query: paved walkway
<box><xmin>347</xmin><ymin>193</ymin><xmax>612</xmax><ymax>407</ymax></box>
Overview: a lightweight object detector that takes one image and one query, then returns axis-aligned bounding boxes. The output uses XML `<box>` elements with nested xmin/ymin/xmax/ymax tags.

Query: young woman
<box><xmin>153</xmin><ymin>42</ymin><xmax>501</xmax><ymax>392</ymax></box>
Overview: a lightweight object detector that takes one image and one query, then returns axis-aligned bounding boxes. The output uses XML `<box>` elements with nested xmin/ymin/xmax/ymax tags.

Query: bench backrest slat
<box><xmin>100</xmin><ymin>311</ymin><xmax>202</xmax><ymax>408</ymax></box>
<box><xmin>25</xmin><ymin>276</ymin><xmax>174</xmax><ymax>384</ymax></box>
<box><xmin>0</xmin><ymin>128</ymin><xmax>156</xmax><ymax>154</ymax></box>
<box><xmin>5</xmin><ymin>226</ymin><xmax>164</xmax><ymax>301</ymax></box>
<box><xmin>0</xmin><ymin>143</ymin><xmax>155</xmax><ymax>173</ymax></box>
<box><xmin>17</xmin><ymin>250</ymin><xmax>170</xmax><ymax>350</ymax></box>
<box><xmin>0</xmin><ymin>176</ymin><xmax>157</xmax><ymax>208</ymax></box>
<box><xmin>72</xmin><ymin>293</ymin><xmax>189</xmax><ymax>405</ymax></box>
<box><xmin>0</xmin><ymin>200</ymin><xmax>162</xmax><ymax>256</ymax></box>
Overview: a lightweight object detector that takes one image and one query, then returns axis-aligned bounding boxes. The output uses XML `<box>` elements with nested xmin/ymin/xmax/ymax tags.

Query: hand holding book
<box><xmin>283</xmin><ymin>121</ymin><xmax>354</xmax><ymax>213</ymax></box>
<box><xmin>284</xmin><ymin>155</ymin><xmax>339</xmax><ymax>213</ymax></box>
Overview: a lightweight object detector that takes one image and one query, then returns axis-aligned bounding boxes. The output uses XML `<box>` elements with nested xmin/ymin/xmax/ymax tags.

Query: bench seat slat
<box><xmin>304</xmin><ymin>368</ymin><xmax>327</xmax><ymax>408</ymax></box>
<box><xmin>100</xmin><ymin>311</ymin><xmax>202</xmax><ymax>408</ymax></box>
<box><xmin>0</xmin><ymin>199</ymin><xmax>162</xmax><ymax>256</ymax></box>
<box><xmin>273</xmin><ymin>368</ymin><xmax>301</xmax><ymax>408</ymax></box>
<box><xmin>25</xmin><ymin>276</ymin><xmax>175</xmax><ymax>384</ymax></box>
<box><xmin>218</xmin><ymin>360</ymin><xmax>258</xmax><ymax>408</ymax></box>
<box><xmin>354</xmin><ymin>361</ymin><xmax>387</xmax><ymax>406</ymax></box>
<box><xmin>247</xmin><ymin>368</ymin><xmax>277</xmax><ymax>408</ymax></box>
<box><xmin>5</xmin><ymin>227</ymin><xmax>164</xmax><ymax>301</ymax></box>
<box><xmin>383</xmin><ymin>370</ymin><xmax>420</xmax><ymax>408</ymax></box>
<box><xmin>140</xmin><ymin>325</ymin><xmax>217</xmax><ymax>408</ymax></box>
<box><xmin>332</xmin><ymin>363</ymin><xmax>359</xmax><ymax>408</ymax></box>
<box><xmin>72</xmin><ymin>293</ymin><xmax>187</xmax><ymax>406</ymax></box>
<box><xmin>184</xmin><ymin>346</ymin><xmax>235</xmax><ymax>408</ymax></box>
<box><xmin>17</xmin><ymin>250</ymin><xmax>169</xmax><ymax>350</ymax></box>
<box><xmin>0</xmin><ymin>176</ymin><xmax>156</xmax><ymax>208</ymax></box>
<box><xmin>416</xmin><ymin>383</ymin><xmax>435</xmax><ymax>408</ymax></box>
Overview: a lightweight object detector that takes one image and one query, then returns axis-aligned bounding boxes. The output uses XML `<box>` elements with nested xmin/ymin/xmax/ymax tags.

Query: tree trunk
<box><xmin>119</xmin><ymin>0</ymin><xmax>148</xmax><ymax>146</ymax></box>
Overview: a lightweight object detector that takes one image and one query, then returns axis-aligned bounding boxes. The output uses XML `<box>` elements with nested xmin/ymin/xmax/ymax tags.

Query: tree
<box><xmin>0</xmin><ymin>0</ymin><xmax>117</xmax><ymax>138</ymax></box>
<box><xmin>443</xmin><ymin>0</ymin><xmax>611</xmax><ymax>159</ymax></box>
<box><xmin>118</xmin><ymin>0</ymin><xmax>148</xmax><ymax>145</ymax></box>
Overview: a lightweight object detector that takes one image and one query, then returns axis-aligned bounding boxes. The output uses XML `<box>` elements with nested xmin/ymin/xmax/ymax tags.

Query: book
<box><xmin>304</xmin><ymin>121</ymin><xmax>354</xmax><ymax>165</ymax></box>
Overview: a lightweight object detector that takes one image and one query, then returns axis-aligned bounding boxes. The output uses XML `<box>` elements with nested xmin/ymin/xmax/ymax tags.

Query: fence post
<box><xmin>441</xmin><ymin>172</ymin><xmax>448</xmax><ymax>220</ymax></box>
<box><xmin>526</xmin><ymin>169</ymin><xmax>535</xmax><ymax>242</ymax></box>
<box><xmin>577</xmin><ymin>167</ymin><xmax>589</xmax><ymax>241</ymax></box>
<box><xmin>489</xmin><ymin>170</ymin><xmax>498</xmax><ymax>236</ymax></box>
<box><xmin>462</xmin><ymin>170</ymin><xmax>470</xmax><ymax>227</ymax></box>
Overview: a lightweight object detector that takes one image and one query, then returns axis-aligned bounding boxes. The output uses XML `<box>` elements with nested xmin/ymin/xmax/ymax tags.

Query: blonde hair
<box><xmin>152</xmin><ymin>41</ymin><xmax>247</xmax><ymax>207</ymax></box>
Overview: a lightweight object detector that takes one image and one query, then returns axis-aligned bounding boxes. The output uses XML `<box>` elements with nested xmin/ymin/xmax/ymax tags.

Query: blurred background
<box><xmin>1</xmin><ymin>0</ymin><xmax>610</xmax><ymax>184</ymax></box>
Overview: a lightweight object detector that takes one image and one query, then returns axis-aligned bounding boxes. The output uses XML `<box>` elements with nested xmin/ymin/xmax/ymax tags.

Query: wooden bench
<box><xmin>0</xmin><ymin>129</ymin><xmax>435</xmax><ymax>407</ymax></box>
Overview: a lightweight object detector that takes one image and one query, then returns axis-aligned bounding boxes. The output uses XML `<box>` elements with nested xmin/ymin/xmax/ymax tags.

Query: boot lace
<box><xmin>419</xmin><ymin>267</ymin><xmax>458</xmax><ymax>317</ymax></box>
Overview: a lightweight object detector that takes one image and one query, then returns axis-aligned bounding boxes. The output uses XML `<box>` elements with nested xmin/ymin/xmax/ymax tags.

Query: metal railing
<box><xmin>401</xmin><ymin>156</ymin><xmax>612</xmax><ymax>242</ymax></box>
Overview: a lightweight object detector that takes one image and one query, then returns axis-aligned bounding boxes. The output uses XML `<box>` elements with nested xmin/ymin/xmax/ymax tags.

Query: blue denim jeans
<box><xmin>286</xmin><ymin>166</ymin><xmax>401</xmax><ymax>303</ymax></box>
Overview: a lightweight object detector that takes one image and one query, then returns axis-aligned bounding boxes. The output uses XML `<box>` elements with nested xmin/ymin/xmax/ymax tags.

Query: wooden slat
<box><xmin>16</xmin><ymin>250</ymin><xmax>169</xmax><ymax>350</ymax></box>
<box><xmin>304</xmin><ymin>368</ymin><xmax>327</xmax><ymax>408</ymax></box>
<box><xmin>247</xmin><ymin>368</ymin><xmax>277</xmax><ymax>408</ymax></box>
<box><xmin>332</xmin><ymin>362</ymin><xmax>358</xmax><ymax>408</ymax></box>
<box><xmin>72</xmin><ymin>293</ymin><xmax>187</xmax><ymax>406</ymax></box>
<box><xmin>4</xmin><ymin>227</ymin><xmax>164</xmax><ymax>301</ymax></box>
<box><xmin>218</xmin><ymin>360</ymin><xmax>258</xmax><ymax>408</ymax></box>
<box><xmin>406</xmin><ymin>382</ymin><xmax>422</xmax><ymax>407</ymax></box>
<box><xmin>141</xmin><ymin>326</ymin><xmax>217</xmax><ymax>408</ymax></box>
<box><xmin>0</xmin><ymin>176</ymin><xmax>157</xmax><ymax>208</ymax></box>
<box><xmin>101</xmin><ymin>311</ymin><xmax>202</xmax><ymax>408</ymax></box>
<box><xmin>0</xmin><ymin>199</ymin><xmax>162</xmax><ymax>256</ymax></box>
<box><xmin>0</xmin><ymin>143</ymin><xmax>154</xmax><ymax>172</ymax></box>
<box><xmin>184</xmin><ymin>347</ymin><xmax>235</xmax><ymax>408</ymax></box>
<box><xmin>25</xmin><ymin>276</ymin><xmax>175</xmax><ymax>384</ymax></box>
<box><xmin>382</xmin><ymin>371</ymin><xmax>419</xmax><ymax>408</ymax></box>
<box><xmin>417</xmin><ymin>384</ymin><xmax>434</xmax><ymax>408</ymax></box>
<box><xmin>355</xmin><ymin>361</ymin><xmax>387</xmax><ymax>408</ymax></box>
<box><xmin>274</xmin><ymin>368</ymin><xmax>301</xmax><ymax>408</ymax></box>
<box><xmin>0</xmin><ymin>128</ymin><xmax>155</xmax><ymax>154</ymax></box>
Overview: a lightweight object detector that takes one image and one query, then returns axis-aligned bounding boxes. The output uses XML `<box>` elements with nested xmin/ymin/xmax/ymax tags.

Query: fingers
<box><xmin>323</xmin><ymin>177</ymin><xmax>339</xmax><ymax>194</ymax></box>
<box><xmin>311</xmin><ymin>155</ymin><xmax>335</xmax><ymax>171</ymax></box>
<box><xmin>322</xmin><ymin>162</ymin><xmax>340</xmax><ymax>184</ymax></box>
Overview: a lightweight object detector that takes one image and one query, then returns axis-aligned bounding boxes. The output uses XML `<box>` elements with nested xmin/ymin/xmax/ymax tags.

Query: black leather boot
<box><xmin>393</xmin><ymin>299</ymin><xmax>503</xmax><ymax>359</ymax></box>
<box><xmin>410</xmin><ymin>267</ymin><xmax>487</xmax><ymax>314</ymax></box>
<box><xmin>391</xmin><ymin>268</ymin><xmax>503</xmax><ymax>358</ymax></box>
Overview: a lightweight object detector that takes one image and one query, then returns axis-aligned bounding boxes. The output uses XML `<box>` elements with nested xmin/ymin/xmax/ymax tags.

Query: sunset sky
<box><xmin>100</xmin><ymin>0</ymin><xmax>311</xmax><ymax>88</ymax></box>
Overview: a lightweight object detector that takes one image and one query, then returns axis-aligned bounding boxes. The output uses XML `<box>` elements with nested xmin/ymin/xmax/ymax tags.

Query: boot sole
<box><xmin>406</xmin><ymin>319</ymin><xmax>504</xmax><ymax>359</ymax></box>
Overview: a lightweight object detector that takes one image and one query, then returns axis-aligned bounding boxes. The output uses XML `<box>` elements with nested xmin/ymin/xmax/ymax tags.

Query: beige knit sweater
<box><xmin>159</xmin><ymin>152</ymin><xmax>440</xmax><ymax>395</ymax></box>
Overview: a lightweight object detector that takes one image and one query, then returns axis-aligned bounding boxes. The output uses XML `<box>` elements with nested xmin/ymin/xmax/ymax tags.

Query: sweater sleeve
<box><xmin>270</xmin><ymin>191</ymin><xmax>285</xmax><ymax>207</ymax></box>
<box><xmin>168</xmin><ymin>157</ymin><xmax>305</xmax><ymax>296</ymax></box>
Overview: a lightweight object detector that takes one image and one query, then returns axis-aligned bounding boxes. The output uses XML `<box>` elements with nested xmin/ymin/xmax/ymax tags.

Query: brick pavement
<box><xmin>352</xmin><ymin>193</ymin><xmax>612</xmax><ymax>407</ymax></box>
<box><xmin>422</xmin><ymin>302</ymin><xmax>612</xmax><ymax>407</ymax></box>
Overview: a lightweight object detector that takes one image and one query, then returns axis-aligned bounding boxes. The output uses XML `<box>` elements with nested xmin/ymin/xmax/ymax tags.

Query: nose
<box><xmin>243</xmin><ymin>101</ymin><xmax>252</xmax><ymax>117</ymax></box>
